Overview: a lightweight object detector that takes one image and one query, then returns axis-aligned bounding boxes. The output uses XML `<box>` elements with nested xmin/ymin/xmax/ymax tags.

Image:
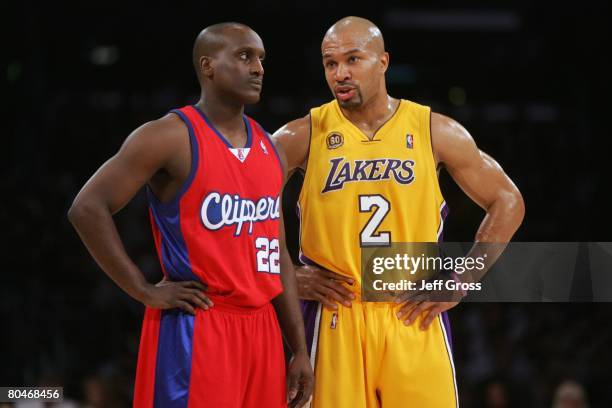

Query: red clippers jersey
<box><xmin>147</xmin><ymin>105</ymin><xmax>283</xmax><ymax>308</ymax></box>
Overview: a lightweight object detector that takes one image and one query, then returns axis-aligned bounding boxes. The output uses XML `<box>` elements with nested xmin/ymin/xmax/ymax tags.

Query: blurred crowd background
<box><xmin>3</xmin><ymin>1</ymin><xmax>611</xmax><ymax>407</ymax></box>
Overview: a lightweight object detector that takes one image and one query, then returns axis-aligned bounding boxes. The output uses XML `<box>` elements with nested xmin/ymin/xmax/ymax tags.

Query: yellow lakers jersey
<box><xmin>298</xmin><ymin>99</ymin><xmax>447</xmax><ymax>285</ymax></box>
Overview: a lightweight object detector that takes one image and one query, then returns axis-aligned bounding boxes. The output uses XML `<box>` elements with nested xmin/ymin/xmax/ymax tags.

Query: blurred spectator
<box><xmin>552</xmin><ymin>380</ymin><xmax>589</xmax><ymax>408</ymax></box>
<box><xmin>484</xmin><ymin>380</ymin><xmax>509</xmax><ymax>408</ymax></box>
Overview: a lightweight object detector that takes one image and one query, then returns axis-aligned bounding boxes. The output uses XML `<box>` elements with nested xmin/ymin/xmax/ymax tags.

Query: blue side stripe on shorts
<box><xmin>153</xmin><ymin>310</ymin><xmax>195</xmax><ymax>408</ymax></box>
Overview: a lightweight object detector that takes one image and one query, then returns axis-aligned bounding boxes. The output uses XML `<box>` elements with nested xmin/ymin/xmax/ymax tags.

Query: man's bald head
<box><xmin>191</xmin><ymin>22</ymin><xmax>265</xmax><ymax>104</ymax></box>
<box><xmin>192</xmin><ymin>22</ymin><xmax>256</xmax><ymax>77</ymax></box>
<box><xmin>322</xmin><ymin>16</ymin><xmax>385</xmax><ymax>55</ymax></box>
<box><xmin>320</xmin><ymin>16</ymin><xmax>389</xmax><ymax>110</ymax></box>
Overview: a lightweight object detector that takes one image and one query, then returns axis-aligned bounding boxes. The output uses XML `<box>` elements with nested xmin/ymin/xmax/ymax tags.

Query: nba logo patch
<box><xmin>406</xmin><ymin>134</ymin><xmax>414</xmax><ymax>149</ymax></box>
<box><xmin>330</xmin><ymin>312</ymin><xmax>338</xmax><ymax>329</ymax></box>
<box><xmin>229</xmin><ymin>147</ymin><xmax>250</xmax><ymax>162</ymax></box>
<box><xmin>260</xmin><ymin>140</ymin><xmax>268</xmax><ymax>155</ymax></box>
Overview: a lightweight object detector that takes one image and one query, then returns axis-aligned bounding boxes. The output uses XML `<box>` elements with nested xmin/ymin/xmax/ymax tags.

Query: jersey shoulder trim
<box><xmin>146</xmin><ymin>108</ymin><xmax>200</xmax><ymax>211</ymax></box>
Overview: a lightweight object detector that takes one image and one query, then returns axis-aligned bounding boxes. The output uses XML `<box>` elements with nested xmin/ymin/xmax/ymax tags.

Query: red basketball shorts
<box><xmin>133</xmin><ymin>302</ymin><xmax>286</xmax><ymax>407</ymax></box>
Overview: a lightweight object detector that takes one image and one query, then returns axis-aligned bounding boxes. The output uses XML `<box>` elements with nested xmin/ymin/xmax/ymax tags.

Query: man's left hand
<box><xmin>286</xmin><ymin>350</ymin><xmax>314</xmax><ymax>408</ymax></box>
<box><xmin>396</xmin><ymin>301</ymin><xmax>459</xmax><ymax>330</ymax></box>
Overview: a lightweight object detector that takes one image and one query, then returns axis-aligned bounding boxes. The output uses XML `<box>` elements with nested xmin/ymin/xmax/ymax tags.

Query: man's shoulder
<box><xmin>148</xmin><ymin>111</ymin><xmax>188</xmax><ymax>134</ymax></box>
<box><xmin>119</xmin><ymin>111</ymin><xmax>190</xmax><ymax>159</ymax></box>
<box><xmin>133</xmin><ymin>111</ymin><xmax>189</xmax><ymax>143</ymax></box>
<box><xmin>310</xmin><ymin>99</ymin><xmax>337</xmax><ymax>116</ymax></box>
<box><xmin>273</xmin><ymin>114</ymin><xmax>311</xmax><ymax>140</ymax></box>
<box><xmin>398</xmin><ymin>98</ymin><xmax>431</xmax><ymax>113</ymax></box>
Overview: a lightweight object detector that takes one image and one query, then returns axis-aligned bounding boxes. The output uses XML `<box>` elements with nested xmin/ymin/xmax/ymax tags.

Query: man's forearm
<box><xmin>272</xmin><ymin>250</ymin><xmax>308</xmax><ymax>355</ymax></box>
<box><xmin>68</xmin><ymin>199</ymin><xmax>149</xmax><ymax>302</ymax></box>
<box><xmin>475</xmin><ymin>191</ymin><xmax>524</xmax><ymax>243</ymax></box>
<box><xmin>462</xmin><ymin>194</ymin><xmax>525</xmax><ymax>284</ymax></box>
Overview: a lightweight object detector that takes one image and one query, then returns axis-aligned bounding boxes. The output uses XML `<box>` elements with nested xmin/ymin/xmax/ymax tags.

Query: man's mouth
<box><xmin>335</xmin><ymin>85</ymin><xmax>356</xmax><ymax>102</ymax></box>
<box><xmin>249</xmin><ymin>79</ymin><xmax>263</xmax><ymax>89</ymax></box>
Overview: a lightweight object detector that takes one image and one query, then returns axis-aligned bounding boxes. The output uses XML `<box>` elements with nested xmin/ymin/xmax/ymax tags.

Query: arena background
<box><xmin>3</xmin><ymin>1</ymin><xmax>612</xmax><ymax>406</ymax></box>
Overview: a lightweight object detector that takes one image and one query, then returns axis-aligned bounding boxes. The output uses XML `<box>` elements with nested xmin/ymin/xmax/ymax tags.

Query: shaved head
<box><xmin>192</xmin><ymin>22</ymin><xmax>256</xmax><ymax>77</ymax></box>
<box><xmin>321</xmin><ymin>16</ymin><xmax>389</xmax><ymax>110</ymax></box>
<box><xmin>322</xmin><ymin>16</ymin><xmax>385</xmax><ymax>55</ymax></box>
<box><xmin>191</xmin><ymin>22</ymin><xmax>265</xmax><ymax>104</ymax></box>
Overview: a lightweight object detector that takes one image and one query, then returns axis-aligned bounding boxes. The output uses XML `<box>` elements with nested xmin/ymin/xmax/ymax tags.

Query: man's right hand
<box><xmin>295</xmin><ymin>265</ymin><xmax>355</xmax><ymax>310</ymax></box>
<box><xmin>141</xmin><ymin>278</ymin><xmax>213</xmax><ymax>315</ymax></box>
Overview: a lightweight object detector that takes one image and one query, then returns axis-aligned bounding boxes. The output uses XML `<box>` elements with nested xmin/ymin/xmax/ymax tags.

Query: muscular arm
<box><xmin>432</xmin><ymin>112</ymin><xmax>525</xmax><ymax>243</ymax></box>
<box><xmin>399</xmin><ymin>113</ymin><xmax>525</xmax><ymax>329</ymax></box>
<box><xmin>67</xmin><ymin>114</ymin><xmax>210</xmax><ymax>312</ymax></box>
<box><xmin>270</xmin><ymin>120</ymin><xmax>314</xmax><ymax>406</ymax></box>
<box><xmin>271</xmin><ymin>210</ymin><xmax>308</xmax><ymax>355</ymax></box>
<box><xmin>271</xmin><ymin>115</ymin><xmax>311</xmax><ymax>351</ymax></box>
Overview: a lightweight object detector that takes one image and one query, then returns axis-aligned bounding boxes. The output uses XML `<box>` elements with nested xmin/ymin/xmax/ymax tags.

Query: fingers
<box><xmin>291</xmin><ymin>390</ymin><xmax>309</xmax><ymax>408</ymax></box>
<box><xmin>319</xmin><ymin>268</ymin><xmax>354</xmax><ymax>285</ymax></box>
<box><xmin>176</xmin><ymin>300</ymin><xmax>196</xmax><ymax>315</ymax></box>
<box><xmin>287</xmin><ymin>370</ymin><xmax>313</xmax><ymax>408</ymax></box>
<box><xmin>297</xmin><ymin>266</ymin><xmax>356</xmax><ymax>309</ymax></box>
<box><xmin>420</xmin><ymin>304</ymin><xmax>445</xmax><ymax>330</ymax></box>
<box><xmin>397</xmin><ymin>301</ymin><xmax>432</xmax><ymax>326</ymax></box>
<box><xmin>293</xmin><ymin>375</ymin><xmax>314</xmax><ymax>408</ymax></box>
<box><xmin>188</xmin><ymin>288</ymin><xmax>214</xmax><ymax>307</ymax></box>
<box><xmin>312</xmin><ymin>289</ymin><xmax>340</xmax><ymax>310</ymax></box>
<box><xmin>396</xmin><ymin>301</ymin><xmax>447</xmax><ymax>330</ymax></box>
<box><xmin>178</xmin><ymin>281</ymin><xmax>213</xmax><ymax>309</ymax></box>
<box><xmin>286</xmin><ymin>371</ymin><xmax>299</xmax><ymax>404</ymax></box>
<box><xmin>181</xmin><ymin>280</ymin><xmax>208</xmax><ymax>291</ymax></box>
<box><xmin>313</xmin><ymin>267</ymin><xmax>354</xmax><ymax>307</ymax></box>
<box><xmin>321</xmin><ymin>280</ymin><xmax>355</xmax><ymax>304</ymax></box>
<box><xmin>183</xmin><ymin>289</ymin><xmax>213</xmax><ymax>310</ymax></box>
<box><xmin>169</xmin><ymin>281</ymin><xmax>213</xmax><ymax>312</ymax></box>
<box><xmin>319</xmin><ymin>281</ymin><xmax>353</xmax><ymax>308</ymax></box>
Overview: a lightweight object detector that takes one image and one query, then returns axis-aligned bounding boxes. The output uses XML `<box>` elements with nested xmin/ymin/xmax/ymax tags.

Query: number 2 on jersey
<box><xmin>359</xmin><ymin>195</ymin><xmax>391</xmax><ymax>247</ymax></box>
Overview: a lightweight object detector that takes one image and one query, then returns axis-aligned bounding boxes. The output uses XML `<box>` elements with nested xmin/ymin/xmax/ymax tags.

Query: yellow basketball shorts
<box><xmin>301</xmin><ymin>300</ymin><xmax>458</xmax><ymax>408</ymax></box>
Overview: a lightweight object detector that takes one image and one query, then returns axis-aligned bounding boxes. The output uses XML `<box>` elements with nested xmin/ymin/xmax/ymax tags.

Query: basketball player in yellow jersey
<box><xmin>273</xmin><ymin>16</ymin><xmax>525</xmax><ymax>407</ymax></box>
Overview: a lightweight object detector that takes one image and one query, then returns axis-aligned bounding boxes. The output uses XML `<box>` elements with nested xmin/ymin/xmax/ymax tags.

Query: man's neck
<box><xmin>340</xmin><ymin>93</ymin><xmax>399</xmax><ymax>139</ymax></box>
<box><xmin>196</xmin><ymin>92</ymin><xmax>245</xmax><ymax>131</ymax></box>
<box><xmin>196</xmin><ymin>92</ymin><xmax>249</xmax><ymax>148</ymax></box>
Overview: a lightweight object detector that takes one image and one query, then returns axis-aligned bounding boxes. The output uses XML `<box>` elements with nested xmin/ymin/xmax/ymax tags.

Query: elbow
<box><xmin>67</xmin><ymin>197</ymin><xmax>96</xmax><ymax>227</ymax></box>
<box><xmin>67</xmin><ymin>200</ymin><xmax>83</xmax><ymax>226</ymax></box>
<box><xmin>512</xmin><ymin>189</ymin><xmax>525</xmax><ymax>225</ymax></box>
<box><xmin>503</xmin><ymin>187</ymin><xmax>525</xmax><ymax>232</ymax></box>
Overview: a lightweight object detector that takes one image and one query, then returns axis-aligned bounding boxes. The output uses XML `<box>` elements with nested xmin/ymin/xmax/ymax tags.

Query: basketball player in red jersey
<box><xmin>68</xmin><ymin>23</ymin><xmax>313</xmax><ymax>408</ymax></box>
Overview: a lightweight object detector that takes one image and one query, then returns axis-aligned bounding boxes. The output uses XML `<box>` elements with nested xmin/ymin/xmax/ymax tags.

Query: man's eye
<box><xmin>348</xmin><ymin>56</ymin><xmax>358</xmax><ymax>63</ymax></box>
<box><xmin>326</xmin><ymin>61</ymin><xmax>336</xmax><ymax>68</ymax></box>
<box><xmin>240</xmin><ymin>53</ymin><xmax>249</xmax><ymax>60</ymax></box>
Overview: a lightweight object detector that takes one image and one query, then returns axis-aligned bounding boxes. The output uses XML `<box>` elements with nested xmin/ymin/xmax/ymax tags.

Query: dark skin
<box><xmin>68</xmin><ymin>23</ymin><xmax>312</xmax><ymax>407</ymax></box>
<box><xmin>273</xmin><ymin>16</ymin><xmax>525</xmax><ymax>329</ymax></box>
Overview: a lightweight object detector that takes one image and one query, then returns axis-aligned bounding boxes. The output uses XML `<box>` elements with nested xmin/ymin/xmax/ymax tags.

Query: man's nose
<box><xmin>334</xmin><ymin>63</ymin><xmax>350</xmax><ymax>82</ymax></box>
<box><xmin>251</xmin><ymin>59</ymin><xmax>264</xmax><ymax>76</ymax></box>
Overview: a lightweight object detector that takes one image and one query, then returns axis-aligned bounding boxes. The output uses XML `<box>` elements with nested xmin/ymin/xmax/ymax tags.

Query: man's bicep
<box><xmin>434</xmin><ymin>113</ymin><xmax>519</xmax><ymax>211</ymax></box>
<box><xmin>447</xmin><ymin>149</ymin><xmax>519</xmax><ymax>211</ymax></box>
<box><xmin>75</xmin><ymin>120</ymin><xmax>179</xmax><ymax>214</ymax></box>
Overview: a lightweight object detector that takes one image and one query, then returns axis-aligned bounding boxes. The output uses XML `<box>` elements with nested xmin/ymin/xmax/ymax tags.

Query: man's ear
<box><xmin>380</xmin><ymin>52</ymin><xmax>390</xmax><ymax>74</ymax></box>
<box><xmin>200</xmin><ymin>56</ymin><xmax>214</xmax><ymax>78</ymax></box>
